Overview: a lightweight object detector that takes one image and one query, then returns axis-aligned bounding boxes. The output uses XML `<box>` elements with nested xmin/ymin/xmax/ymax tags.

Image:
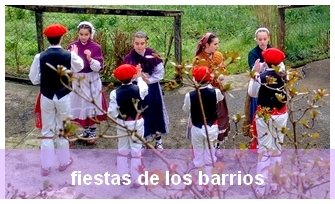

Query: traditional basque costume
<box><xmin>108</xmin><ymin>64</ymin><xmax>148</xmax><ymax>185</ymax></box>
<box><xmin>67</xmin><ymin>22</ymin><xmax>107</xmax><ymax>143</ymax></box>
<box><xmin>29</xmin><ymin>24</ymin><xmax>84</xmax><ymax>175</ymax></box>
<box><xmin>247</xmin><ymin>48</ymin><xmax>288</xmax><ymax>197</ymax></box>
<box><xmin>123</xmin><ymin>48</ymin><xmax>169</xmax><ymax>140</ymax></box>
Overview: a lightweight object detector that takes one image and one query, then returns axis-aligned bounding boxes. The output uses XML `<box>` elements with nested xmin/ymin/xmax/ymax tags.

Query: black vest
<box><xmin>257</xmin><ymin>70</ymin><xmax>287</xmax><ymax>111</ymax></box>
<box><xmin>116</xmin><ymin>84</ymin><xmax>142</xmax><ymax>120</ymax></box>
<box><xmin>39</xmin><ymin>48</ymin><xmax>72</xmax><ymax>100</ymax></box>
<box><xmin>190</xmin><ymin>88</ymin><xmax>218</xmax><ymax>128</ymax></box>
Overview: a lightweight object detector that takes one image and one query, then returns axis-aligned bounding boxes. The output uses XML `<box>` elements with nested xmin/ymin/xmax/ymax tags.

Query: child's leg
<box><xmin>130</xmin><ymin>119</ymin><xmax>145</xmax><ymax>185</ymax></box>
<box><xmin>269</xmin><ymin>155</ymin><xmax>281</xmax><ymax>192</ymax></box>
<box><xmin>130</xmin><ymin>143</ymin><xmax>143</xmax><ymax>185</ymax></box>
<box><xmin>40</xmin><ymin>95</ymin><xmax>57</xmax><ymax>175</ymax></box>
<box><xmin>56</xmin><ymin>136</ymin><xmax>71</xmax><ymax>169</ymax></box>
<box><xmin>40</xmin><ymin>136</ymin><xmax>54</xmax><ymax>176</ymax></box>
<box><xmin>216</xmin><ymin>97</ymin><xmax>230</xmax><ymax>158</ymax></box>
<box><xmin>271</xmin><ymin>113</ymin><xmax>288</xmax><ymax>147</ymax></box>
<box><xmin>191</xmin><ymin>127</ymin><xmax>208</xmax><ymax>192</ymax></box>
<box><xmin>203</xmin><ymin>125</ymin><xmax>219</xmax><ymax>178</ymax></box>
<box><xmin>255</xmin><ymin>151</ymin><xmax>271</xmax><ymax>197</ymax></box>
<box><xmin>191</xmin><ymin>126</ymin><xmax>205</xmax><ymax>168</ymax></box>
<box><xmin>116</xmin><ymin>124</ymin><xmax>130</xmax><ymax>179</ymax></box>
<box><xmin>86</xmin><ymin>125</ymin><xmax>97</xmax><ymax>145</ymax></box>
<box><xmin>154</xmin><ymin>133</ymin><xmax>163</xmax><ymax>152</ymax></box>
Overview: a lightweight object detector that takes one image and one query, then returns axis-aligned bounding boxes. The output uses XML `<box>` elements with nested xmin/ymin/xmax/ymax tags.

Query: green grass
<box><xmin>5</xmin><ymin>5</ymin><xmax>330</xmax><ymax>82</ymax></box>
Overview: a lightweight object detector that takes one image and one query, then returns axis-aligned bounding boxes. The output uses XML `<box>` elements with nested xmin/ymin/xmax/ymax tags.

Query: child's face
<box><xmin>256</xmin><ymin>31</ymin><xmax>270</xmax><ymax>50</ymax></box>
<box><xmin>133</xmin><ymin>37</ymin><xmax>147</xmax><ymax>55</ymax></box>
<box><xmin>78</xmin><ymin>28</ymin><xmax>91</xmax><ymax>44</ymax></box>
<box><xmin>205</xmin><ymin>37</ymin><xmax>219</xmax><ymax>53</ymax></box>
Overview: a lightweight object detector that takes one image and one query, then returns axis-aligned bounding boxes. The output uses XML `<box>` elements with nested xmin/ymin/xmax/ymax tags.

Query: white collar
<box><xmin>48</xmin><ymin>45</ymin><xmax>62</xmax><ymax>48</ymax></box>
<box><xmin>199</xmin><ymin>83</ymin><xmax>214</xmax><ymax>89</ymax></box>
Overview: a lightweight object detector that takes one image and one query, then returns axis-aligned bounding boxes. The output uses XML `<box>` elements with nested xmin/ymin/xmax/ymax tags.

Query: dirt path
<box><xmin>4</xmin><ymin>59</ymin><xmax>330</xmax><ymax>199</ymax></box>
<box><xmin>5</xmin><ymin>59</ymin><xmax>330</xmax><ymax>150</ymax></box>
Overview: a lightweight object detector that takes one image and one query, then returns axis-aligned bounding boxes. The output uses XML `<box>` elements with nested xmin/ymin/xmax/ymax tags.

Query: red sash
<box><xmin>34</xmin><ymin>92</ymin><xmax>42</xmax><ymax>129</ymax></box>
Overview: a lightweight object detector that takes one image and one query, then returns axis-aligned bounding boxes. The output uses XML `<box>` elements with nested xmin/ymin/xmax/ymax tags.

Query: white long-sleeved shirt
<box><xmin>146</xmin><ymin>62</ymin><xmax>164</xmax><ymax>84</ymax></box>
<box><xmin>28</xmin><ymin>45</ymin><xmax>84</xmax><ymax>85</ymax></box>
<box><xmin>88</xmin><ymin>58</ymin><xmax>102</xmax><ymax>72</ymax></box>
<box><xmin>182</xmin><ymin>84</ymin><xmax>224</xmax><ymax>114</ymax></box>
<box><xmin>108</xmin><ymin>77</ymin><xmax>149</xmax><ymax>119</ymax></box>
<box><xmin>138</xmin><ymin>49</ymin><xmax>165</xmax><ymax>84</ymax></box>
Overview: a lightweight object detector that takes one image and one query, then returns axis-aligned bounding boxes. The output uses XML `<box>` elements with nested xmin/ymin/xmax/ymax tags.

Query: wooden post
<box><xmin>174</xmin><ymin>15</ymin><xmax>182</xmax><ymax>64</ymax></box>
<box><xmin>277</xmin><ymin>7</ymin><xmax>285</xmax><ymax>52</ymax></box>
<box><xmin>35</xmin><ymin>11</ymin><xmax>44</xmax><ymax>52</ymax></box>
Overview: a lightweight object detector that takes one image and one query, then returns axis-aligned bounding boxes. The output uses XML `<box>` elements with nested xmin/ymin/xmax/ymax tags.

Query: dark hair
<box><xmin>78</xmin><ymin>24</ymin><xmax>92</xmax><ymax>34</ymax></box>
<box><xmin>120</xmin><ymin>79</ymin><xmax>132</xmax><ymax>84</ymax></box>
<box><xmin>195</xmin><ymin>33</ymin><xmax>217</xmax><ymax>56</ymax></box>
<box><xmin>47</xmin><ymin>36</ymin><xmax>62</xmax><ymax>45</ymax></box>
<box><xmin>197</xmin><ymin>80</ymin><xmax>210</xmax><ymax>85</ymax></box>
<box><xmin>207</xmin><ymin>33</ymin><xmax>217</xmax><ymax>45</ymax></box>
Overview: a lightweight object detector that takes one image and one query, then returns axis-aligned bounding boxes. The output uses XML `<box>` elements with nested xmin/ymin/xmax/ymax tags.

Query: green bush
<box><xmin>5</xmin><ymin>5</ymin><xmax>330</xmax><ymax>82</ymax></box>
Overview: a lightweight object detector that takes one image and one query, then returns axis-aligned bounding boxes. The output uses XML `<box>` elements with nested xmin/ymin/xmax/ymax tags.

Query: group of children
<box><xmin>29</xmin><ymin>22</ymin><xmax>169</xmax><ymax>179</ymax></box>
<box><xmin>30</xmin><ymin>22</ymin><xmax>288</xmax><ymax>197</ymax></box>
<box><xmin>109</xmin><ymin>29</ymin><xmax>289</xmax><ymax>194</ymax></box>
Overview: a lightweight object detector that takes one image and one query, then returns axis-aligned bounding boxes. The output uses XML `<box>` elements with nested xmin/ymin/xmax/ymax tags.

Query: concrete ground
<box><xmin>4</xmin><ymin>59</ymin><xmax>330</xmax><ymax>198</ymax></box>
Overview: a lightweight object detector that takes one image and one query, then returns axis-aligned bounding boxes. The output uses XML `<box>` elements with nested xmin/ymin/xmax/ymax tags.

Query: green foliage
<box><xmin>284</xmin><ymin>6</ymin><xmax>330</xmax><ymax>66</ymax></box>
<box><xmin>5</xmin><ymin>5</ymin><xmax>330</xmax><ymax>82</ymax></box>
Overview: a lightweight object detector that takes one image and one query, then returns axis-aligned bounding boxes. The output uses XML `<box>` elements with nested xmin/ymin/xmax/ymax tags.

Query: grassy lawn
<box><xmin>5</xmin><ymin>5</ymin><xmax>330</xmax><ymax>82</ymax></box>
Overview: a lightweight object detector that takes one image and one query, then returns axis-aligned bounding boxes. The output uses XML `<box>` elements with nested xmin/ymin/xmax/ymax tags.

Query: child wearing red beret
<box><xmin>247</xmin><ymin>48</ymin><xmax>288</xmax><ymax>198</ymax></box>
<box><xmin>29</xmin><ymin>23</ymin><xmax>84</xmax><ymax>176</ymax></box>
<box><xmin>108</xmin><ymin>63</ymin><xmax>148</xmax><ymax>187</ymax></box>
<box><xmin>182</xmin><ymin>66</ymin><xmax>224</xmax><ymax>192</ymax></box>
<box><xmin>244</xmin><ymin>28</ymin><xmax>272</xmax><ymax>141</ymax></box>
<box><xmin>192</xmin><ymin>32</ymin><xmax>230</xmax><ymax>159</ymax></box>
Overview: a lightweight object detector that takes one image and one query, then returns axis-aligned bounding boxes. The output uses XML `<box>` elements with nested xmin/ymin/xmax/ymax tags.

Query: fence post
<box><xmin>174</xmin><ymin>15</ymin><xmax>182</xmax><ymax>64</ymax></box>
<box><xmin>35</xmin><ymin>11</ymin><xmax>44</xmax><ymax>52</ymax></box>
<box><xmin>277</xmin><ymin>7</ymin><xmax>285</xmax><ymax>52</ymax></box>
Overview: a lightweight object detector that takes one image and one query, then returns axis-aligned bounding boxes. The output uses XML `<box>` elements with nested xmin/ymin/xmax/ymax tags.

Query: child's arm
<box><xmin>68</xmin><ymin>44</ymin><xmax>84</xmax><ymax>72</ymax></box>
<box><xmin>278</xmin><ymin>62</ymin><xmax>286</xmax><ymax>72</ymax></box>
<box><xmin>29</xmin><ymin>53</ymin><xmax>41</xmax><ymax>85</ymax></box>
<box><xmin>133</xmin><ymin>64</ymin><xmax>149</xmax><ymax>99</ymax></box>
<box><xmin>107</xmin><ymin>90</ymin><xmax>118</xmax><ymax>119</ymax></box>
<box><xmin>87</xmin><ymin>45</ymin><xmax>104</xmax><ymax>72</ymax></box>
<box><xmin>136</xmin><ymin>76</ymin><xmax>149</xmax><ymax>100</ymax></box>
<box><xmin>145</xmin><ymin>62</ymin><xmax>164</xmax><ymax>84</ymax></box>
<box><xmin>215</xmin><ymin>88</ymin><xmax>224</xmax><ymax>103</ymax></box>
<box><xmin>182</xmin><ymin>93</ymin><xmax>191</xmax><ymax>114</ymax></box>
<box><xmin>251</xmin><ymin>59</ymin><xmax>266</xmax><ymax>73</ymax></box>
<box><xmin>70</xmin><ymin>51</ymin><xmax>84</xmax><ymax>72</ymax></box>
<box><xmin>247</xmin><ymin>73</ymin><xmax>261</xmax><ymax>98</ymax></box>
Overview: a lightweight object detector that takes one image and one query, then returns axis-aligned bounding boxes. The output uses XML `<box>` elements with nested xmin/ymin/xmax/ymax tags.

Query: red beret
<box><xmin>262</xmin><ymin>48</ymin><xmax>286</xmax><ymax>65</ymax></box>
<box><xmin>43</xmin><ymin>24</ymin><xmax>67</xmax><ymax>38</ymax></box>
<box><xmin>113</xmin><ymin>64</ymin><xmax>137</xmax><ymax>82</ymax></box>
<box><xmin>192</xmin><ymin>66</ymin><xmax>212</xmax><ymax>82</ymax></box>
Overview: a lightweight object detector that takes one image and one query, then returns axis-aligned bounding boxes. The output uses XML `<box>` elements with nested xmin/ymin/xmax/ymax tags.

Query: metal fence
<box><xmin>5</xmin><ymin>5</ymin><xmax>330</xmax><ymax>81</ymax></box>
<box><xmin>277</xmin><ymin>5</ymin><xmax>330</xmax><ymax>64</ymax></box>
<box><xmin>5</xmin><ymin>5</ymin><xmax>183</xmax><ymax>82</ymax></box>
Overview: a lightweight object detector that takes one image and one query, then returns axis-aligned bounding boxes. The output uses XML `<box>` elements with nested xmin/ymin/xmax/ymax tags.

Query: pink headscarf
<box><xmin>195</xmin><ymin>32</ymin><xmax>212</xmax><ymax>56</ymax></box>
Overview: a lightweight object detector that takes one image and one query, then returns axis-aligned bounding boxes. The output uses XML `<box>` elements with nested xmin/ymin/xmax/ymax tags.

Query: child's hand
<box><xmin>133</xmin><ymin>64</ymin><xmax>142</xmax><ymax>79</ymax></box>
<box><xmin>84</xmin><ymin>49</ymin><xmax>92</xmax><ymax>62</ymax></box>
<box><xmin>141</xmin><ymin>73</ymin><xmax>150</xmax><ymax>84</ymax></box>
<box><xmin>69</xmin><ymin>44</ymin><xmax>78</xmax><ymax>54</ymax></box>
<box><xmin>217</xmin><ymin>74</ymin><xmax>225</xmax><ymax>82</ymax></box>
<box><xmin>254</xmin><ymin>59</ymin><xmax>261</xmax><ymax>73</ymax></box>
<box><xmin>136</xmin><ymin>64</ymin><xmax>142</xmax><ymax>75</ymax></box>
